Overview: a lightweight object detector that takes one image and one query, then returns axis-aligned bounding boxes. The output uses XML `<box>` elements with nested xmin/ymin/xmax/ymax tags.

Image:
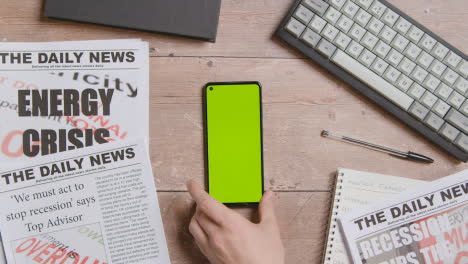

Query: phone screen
<box><xmin>204</xmin><ymin>82</ymin><xmax>263</xmax><ymax>205</ymax></box>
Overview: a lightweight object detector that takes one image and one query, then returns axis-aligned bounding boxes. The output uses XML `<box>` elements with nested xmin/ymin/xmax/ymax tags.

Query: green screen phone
<box><xmin>204</xmin><ymin>82</ymin><xmax>264</xmax><ymax>206</ymax></box>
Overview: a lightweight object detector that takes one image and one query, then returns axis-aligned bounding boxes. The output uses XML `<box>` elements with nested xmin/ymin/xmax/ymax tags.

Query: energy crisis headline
<box><xmin>1</xmin><ymin>51</ymin><xmax>138</xmax><ymax>158</ymax></box>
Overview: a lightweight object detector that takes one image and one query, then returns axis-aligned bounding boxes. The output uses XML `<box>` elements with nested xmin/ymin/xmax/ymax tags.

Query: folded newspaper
<box><xmin>0</xmin><ymin>141</ymin><xmax>170</xmax><ymax>263</ymax></box>
<box><xmin>339</xmin><ymin>170</ymin><xmax>468</xmax><ymax>264</ymax></box>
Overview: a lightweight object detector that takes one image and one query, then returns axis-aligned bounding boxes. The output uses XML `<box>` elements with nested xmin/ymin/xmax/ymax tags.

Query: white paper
<box><xmin>339</xmin><ymin>170</ymin><xmax>468</xmax><ymax>264</ymax></box>
<box><xmin>0</xmin><ymin>140</ymin><xmax>170</xmax><ymax>264</ymax></box>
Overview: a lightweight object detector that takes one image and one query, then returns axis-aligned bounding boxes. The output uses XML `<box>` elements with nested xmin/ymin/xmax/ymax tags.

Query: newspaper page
<box><xmin>0</xmin><ymin>39</ymin><xmax>149</xmax><ymax>163</ymax></box>
<box><xmin>339</xmin><ymin>170</ymin><xmax>468</xmax><ymax>264</ymax></box>
<box><xmin>0</xmin><ymin>140</ymin><xmax>170</xmax><ymax>264</ymax></box>
<box><xmin>0</xmin><ymin>39</ymin><xmax>151</xmax><ymax>263</ymax></box>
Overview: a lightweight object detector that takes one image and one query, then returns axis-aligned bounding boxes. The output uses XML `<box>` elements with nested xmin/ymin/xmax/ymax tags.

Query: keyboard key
<box><xmin>424</xmin><ymin>112</ymin><xmax>444</xmax><ymax>131</ymax></box>
<box><xmin>331</xmin><ymin>49</ymin><xmax>414</xmax><ymax>110</ymax></box>
<box><xmin>393</xmin><ymin>17</ymin><xmax>411</xmax><ymax>35</ymax></box>
<box><xmin>410</xmin><ymin>65</ymin><xmax>428</xmax><ymax>84</ymax></box>
<box><xmin>349</xmin><ymin>24</ymin><xmax>366</xmax><ymax>42</ymax></box>
<box><xmin>285</xmin><ymin>18</ymin><xmax>306</xmax><ymax>37</ymax></box>
<box><xmin>439</xmin><ymin>123</ymin><xmax>460</xmax><ymax>142</ymax></box>
<box><xmin>371</xmin><ymin>57</ymin><xmax>389</xmax><ymax>76</ymax></box>
<box><xmin>386</xmin><ymin>49</ymin><xmax>404</xmax><ymax>67</ymax></box>
<box><xmin>457</xmin><ymin>59</ymin><xmax>468</xmax><ymax>78</ymax></box>
<box><xmin>432</xmin><ymin>100</ymin><xmax>450</xmax><ymax>117</ymax></box>
<box><xmin>395</xmin><ymin>74</ymin><xmax>412</xmax><ymax>92</ymax></box>
<box><xmin>420</xmin><ymin>91</ymin><xmax>437</xmax><ymax>108</ymax></box>
<box><xmin>342</xmin><ymin>1</ymin><xmax>359</xmax><ymax>18</ymax></box>
<box><xmin>422</xmin><ymin>74</ymin><xmax>440</xmax><ymax>92</ymax></box>
<box><xmin>398</xmin><ymin>57</ymin><xmax>416</xmax><ymax>76</ymax></box>
<box><xmin>358</xmin><ymin>49</ymin><xmax>377</xmax><ymax>67</ymax></box>
<box><xmin>366</xmin><ymin>17</ymin><xmax>385</xmax><ymax>35</ymax></box>
<box><xmin>447</xmin><ymin>91</ymin><xmax>465</xmax><ymax>109</ymax></box>
<box><xmin>435</xmin><ymin>83</ymin><xmax>453</xmax><ymax>100</ymax></box>
<box><xmin>409</xmin><ymin>101</ymin><xmax>429</xmax><ymax>120</ymax></box>
<box><xmin>454</xmin><ymin>133</ymin><xmax>468</xmax><ymax>152</ymax></box>
<box><xmin>374</xmin><ymin>40</ymin><xmax>391</xmax><ymax>58</ymax></box>
<box><xmin>356</xmin><ymin>0</ymin><xmax>374</xmax><ymax>10</ymax></box>
<box><xmin>316</xmin><ymin>39</ymin><xmax>337</xmax><ymax>58</ymax></box>
<box><xmin>346</xmin><ymin>40</ymin><xmax>364</xmax><ymax>59</ymax></box>
<box><xmin>391</xmin><ymin>34</ymin><xmax>409</xmax><ymax>52</ymax></box>
<box><xmin>381</xmin><ymin>8</ymin><xmax>399</xmax><ymax>27</ymax></box>
<box><xmin>361</xmin><ymin>32</ymin><xmax>379</xmax><ymax>50</ymax></box>
<box><xmin>324</xmin><ymin>6</ymin><xmax>342</xmax><ymax>25</ymax></box>
<box><xmin>309</xmin><ymin>16</ymin><xmax>327</xmax><ymax>33</ymax></box>
<box><xmin>369</xmin><ymin>1</ymin><xmax>386</xmax><ymax>18</ymax></box>
<box><xmin>454</xmin><ymin>77</ymin><xmax>468</xmax><ymax>94</ymax></box>
<box><xmin>334</xmin><ymin>32</ymin><xmax>352</xmax><ymax>50</ymax></box>
<box><xmin>404</xmin><ymin>43</ymin><xmax>421</xmax><ymax>61</ymax></box>
<box><xmin>416</xmin><ymin>51</ymin><xmax>434</xmax><ymax>70</ymax></box>
<box><xmin>379</xmin><ymin>25</ymin><xmax>397</xmax><ymax>44</ymax></box>
<box><xmin>383</xmin><ymin>66</ymin><xmax>401</xmax><ymax>84</ymax></box>
<box><xmin>446</xmin><ymin>108</ymin><xmax>468</xmax><ymax>134</ymax></box>
<box><xmin>336</xmin><ymin>15</ymin><xmax>354</xmax><ymax>33</ymax></box>
<box><xmin>418</xmin><ymin>34</ymin><xmax>437</xmax><ymax>53</ymax></box>
<box><xmin>408</xmin><ymin>83</ymin><xmax>426</xmax><ymax>99</ymax></box>
<box><xmin>444</xmin><ymin>51</ymin><xmax>462</xmax><ymax>70</ymax></box>
<box><xmin>428</xmin><ymin>59</ymin><xmax>446</xmax><ymax>78</ymax></box>
<box><xmin>330</xmin><ymin>0</ymin><xmax>346</xmax><ymax>10</ymax></box>
<box><xmin>406</xmin><ymin>25</ymin><xmax>424</xmax><ymax>43</ymax></box>
<box><xmin>441</xmin><ymin>68</ymin><xmax>459</xmax><ymax>86</ymax></box>
<box><xmin>431</xmin><ymin>42</ymin><xmax>449</xmax><ymax>61</ymax></box>
<box><xmin>295</xmin><ymin>5</ymin><xmax>314</xmax><ymax>24</ymax></box>
<box><xmin>460</xmin><ymin>100</ymin><xmax>468</xmax><ymax>116</ymax></box>
<box><xmin>303</xmin><ymin>0</ymin><xmax>329</xmax><ymax>16</ymax></box>
<box><xmin>301</xmin><ymin>28</ymin><xmax>322</xmax><ymax>47</ymax></box>
<box><xmin>355</xmin><ymin>9</ymin><xmax>372</xmax><ymax>27</ymax></box>
<box><xmin>322</xmin><ymin>24</ymin><xmax>340</xmax><ymax>42</ymax></box>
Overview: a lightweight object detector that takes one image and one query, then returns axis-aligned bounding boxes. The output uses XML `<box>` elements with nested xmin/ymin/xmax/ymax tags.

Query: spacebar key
<box><xmin>331</xmin><ymin>50</ymin><xmax>414</xmax><ymax>111</ymax></box>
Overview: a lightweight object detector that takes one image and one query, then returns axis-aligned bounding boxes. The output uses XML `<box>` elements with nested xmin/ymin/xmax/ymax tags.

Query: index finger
<box><xmin>187</xmin><ymin>179</ymin><xmax>232</xmax><ymax>223</ymax></box>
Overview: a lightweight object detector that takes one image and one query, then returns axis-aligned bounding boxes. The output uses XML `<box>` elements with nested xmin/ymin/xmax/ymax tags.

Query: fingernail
<box><xmin>264</xmin><ymin>190</ymin><xmax>275</xmax><ymax>200</ymax></box>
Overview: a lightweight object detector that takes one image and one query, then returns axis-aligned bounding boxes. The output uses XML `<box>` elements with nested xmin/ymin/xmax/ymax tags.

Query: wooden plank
<box><xmin>0</xmin><ymin>0</ymin><xmax>466</xmax><ymax>57</ymax></box>
<box><xmin>159</xmin><ymin>191</ymin><xmax>331</xmax><ymax>264</ymax></box>
<box><xmin>150</xmin><ymin>102</ymin><xmax>468</xmax><ymax>191</ymax></box>
<box><xmin>149</xmin><ymin>57</ymin><xmax>468</xmax><ymax>191</ymax></box>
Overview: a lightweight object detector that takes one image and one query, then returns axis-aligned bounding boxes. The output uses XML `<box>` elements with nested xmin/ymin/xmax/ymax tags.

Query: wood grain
<box><xmin>0</xmin><ymin>0</ymin><xmax>466</xmax><ymax>57</ymax></box>
<box><xmin>149</xmin><ymin>56</ymin><xmax>468</xmax><ymax>191</ymax></box>
<box><xmin>2</xmin><ymin>0</ymin><xmax>468</xmax><ymax>263</ymax></box>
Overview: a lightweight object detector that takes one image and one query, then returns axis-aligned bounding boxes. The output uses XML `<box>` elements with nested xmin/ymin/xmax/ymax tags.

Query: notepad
<box><xmin>322</xmin><ymin>169</ymin><xmax>426</xmax><ymax>264</ymax></box>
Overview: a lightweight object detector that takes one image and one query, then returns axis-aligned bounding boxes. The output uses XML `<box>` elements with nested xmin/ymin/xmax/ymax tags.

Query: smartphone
<box><xmin>203</xmin><ymin>82</ymin><xmax>264</xmax><ymax>206</ymax></box>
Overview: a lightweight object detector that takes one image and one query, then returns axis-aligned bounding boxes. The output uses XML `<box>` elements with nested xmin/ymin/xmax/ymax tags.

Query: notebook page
<box><xmin>323</xmin><ymin>169</ymin><xmax>426</xmax><ymax>264</ymax></box>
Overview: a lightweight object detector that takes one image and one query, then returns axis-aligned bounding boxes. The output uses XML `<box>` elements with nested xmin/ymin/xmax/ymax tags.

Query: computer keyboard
<box><xmin>276</xmin><ymin>0</ymin><xmax>468</xmax><ymax>162</ymax></box>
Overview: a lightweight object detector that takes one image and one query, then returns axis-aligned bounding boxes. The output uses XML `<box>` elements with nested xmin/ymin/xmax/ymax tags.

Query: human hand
<box><xmin>187</xmin><ymin>180</ymin><xmax>284</xmax><ymax>264</ymax></box>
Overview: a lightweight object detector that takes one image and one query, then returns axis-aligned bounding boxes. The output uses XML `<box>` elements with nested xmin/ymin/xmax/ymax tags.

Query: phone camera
<box><xmin>210</xmin><ymin>87</ymin><xmax>213</xmax><ymax>91</ymax></box>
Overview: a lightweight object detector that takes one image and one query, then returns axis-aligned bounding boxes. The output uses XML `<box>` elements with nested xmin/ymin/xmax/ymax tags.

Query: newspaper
<box><xmin>0</xmin><ymin>140</ymin><xmax>170</xmax><ymax>264</ymax></box>
<box><xmin>0</xmin><ymin>39</ymin><xmax>149</xmax><ymax>163</ymax></box>
<box><xmin>0</xmin><ymin>39</ymin><xmax>152</xmax><ymax>263</ymax></box>
<box><xmin>339</xmin><ymin>170</ymin><xmax>468</xmax><ymax>264</ymax></box>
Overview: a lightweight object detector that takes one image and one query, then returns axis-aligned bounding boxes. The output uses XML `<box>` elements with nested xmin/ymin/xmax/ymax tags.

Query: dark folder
<box><xmin>43</xmin><ymin>0</ymin><xmax>222</xmax><ymax>42</ymax></box>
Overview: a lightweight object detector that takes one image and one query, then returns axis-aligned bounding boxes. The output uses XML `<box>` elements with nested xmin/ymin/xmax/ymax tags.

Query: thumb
<box><xmin>259</xmin><ymin>191</ymin><xmax>277</xmax><ymax>226</ymax></box>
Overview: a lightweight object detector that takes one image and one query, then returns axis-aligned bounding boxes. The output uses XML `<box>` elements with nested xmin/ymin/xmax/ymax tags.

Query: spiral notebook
<box><xmin>322</xmin><ymin>169</ymin><xmax>426</xmax><ymax>264</ymax></box>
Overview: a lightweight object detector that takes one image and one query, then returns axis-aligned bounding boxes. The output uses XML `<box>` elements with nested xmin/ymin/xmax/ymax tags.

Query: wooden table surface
<box><xmin>3</xmin><ymin>0</ymin><xmax>468</xmax><ymax>263</ymax></box>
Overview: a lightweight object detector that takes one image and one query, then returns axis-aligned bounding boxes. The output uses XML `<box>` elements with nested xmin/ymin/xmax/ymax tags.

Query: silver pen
<box><xmin>321</xmin><ymin>130</ymin><xmax>434</xmax><ymax>163</ymax></box>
